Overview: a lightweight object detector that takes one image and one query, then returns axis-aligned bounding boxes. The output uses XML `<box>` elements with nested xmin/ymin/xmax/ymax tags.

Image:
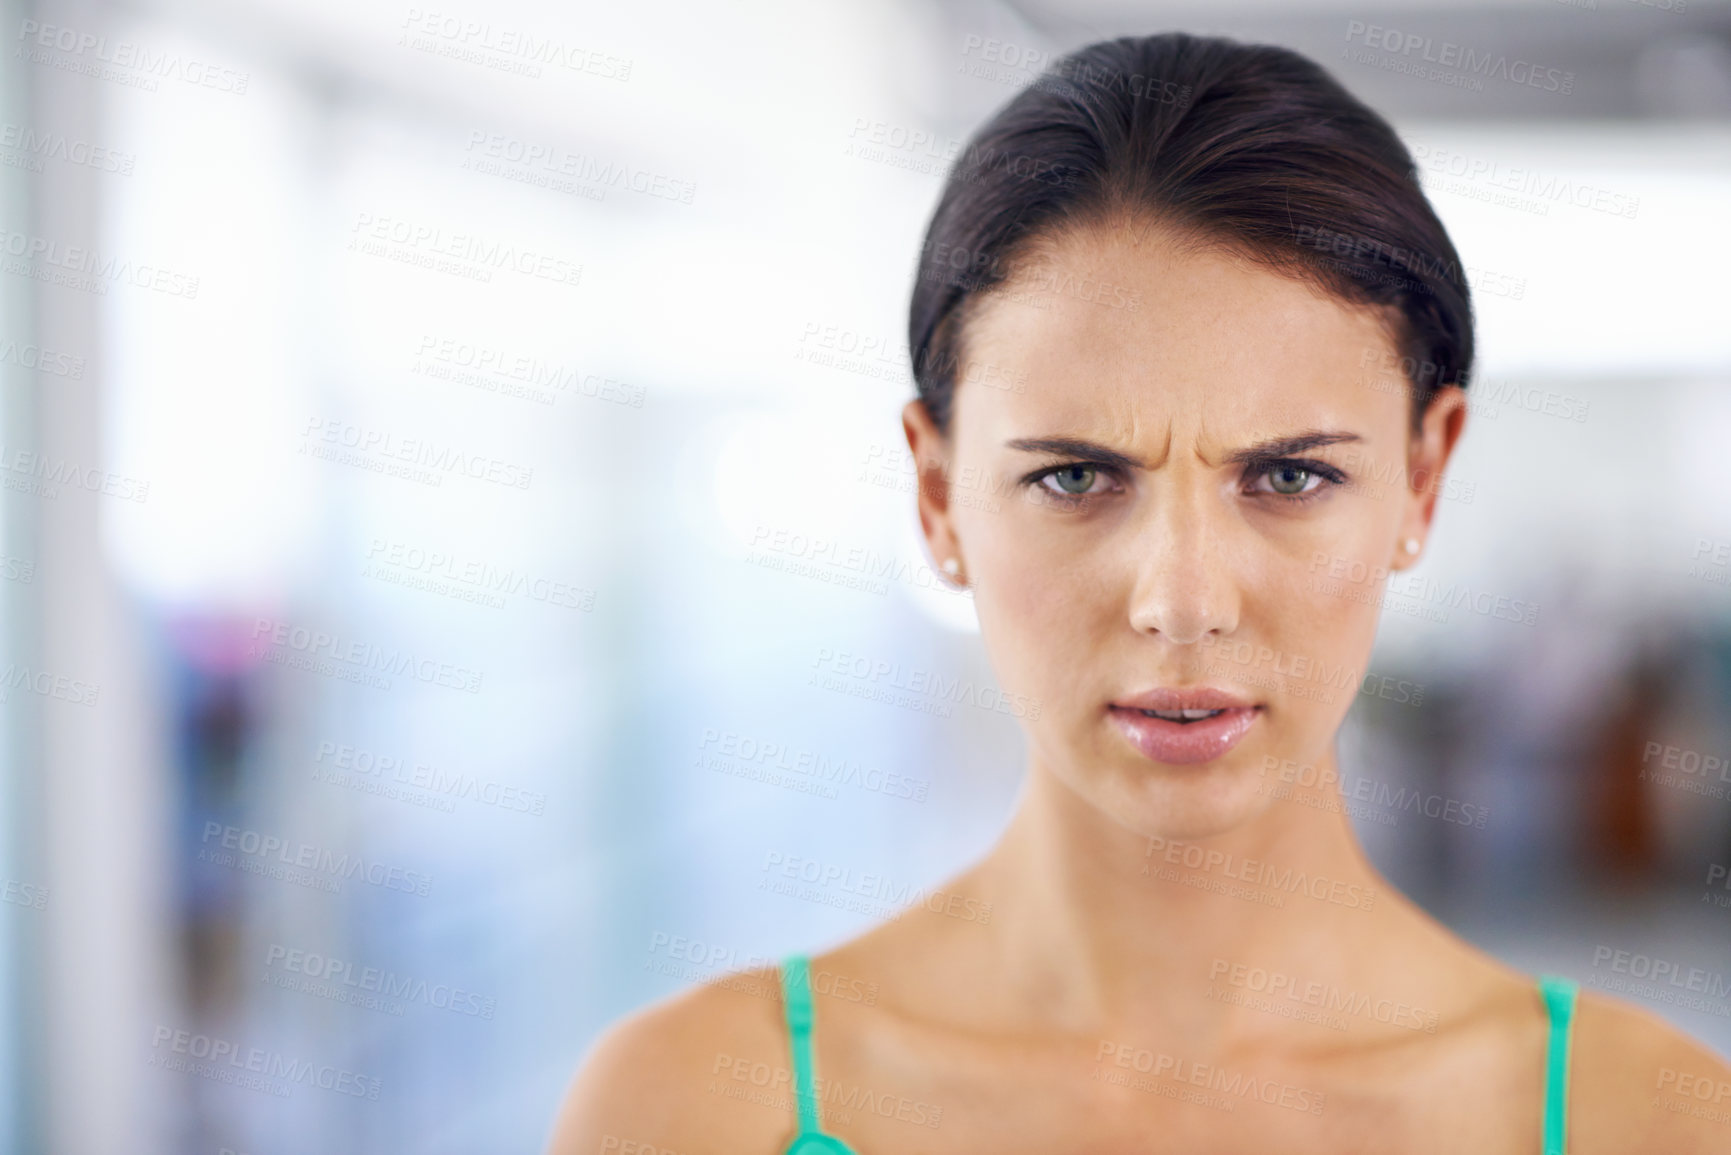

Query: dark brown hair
<box><xmin>909</xmin><ymin>32</ymin><xmax>1474</xmax><ymax>435</ymax></box>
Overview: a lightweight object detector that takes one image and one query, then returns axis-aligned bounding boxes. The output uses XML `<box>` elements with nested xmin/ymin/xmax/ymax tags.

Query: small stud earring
<box><xmin>940</xmin><ymin>557</ymin><xmax>959</xmax><ymax>576</ymax></box>
<box><xmin>1404</xmin><ymin>538</ymin><xmax>1421</xmax><ymax>556</ymax></box>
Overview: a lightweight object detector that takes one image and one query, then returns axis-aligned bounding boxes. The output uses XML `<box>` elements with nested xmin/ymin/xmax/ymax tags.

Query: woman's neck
<box><xmin>956</xmin><ymin>747</ymin><xmax>1422</xmax><ymax>1046</ymax></box>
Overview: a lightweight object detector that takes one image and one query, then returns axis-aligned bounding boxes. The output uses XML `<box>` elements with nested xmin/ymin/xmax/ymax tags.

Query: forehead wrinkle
<box><xmin>1186</xmin><ymin>380</ymin><xmax>1286</xmax><ymax>469</ymax></box>
<box><xmin>1101</xmin><ymin>389</ymin><xmax>1169</xmax><ymax>470</ymax></box>
<box><xmin>1192</xmin><ymin>403</ymin><xmax>1219</xmax><ymax>466</ymax></box>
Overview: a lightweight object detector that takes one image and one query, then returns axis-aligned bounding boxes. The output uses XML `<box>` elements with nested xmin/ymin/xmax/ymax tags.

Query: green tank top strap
<box><xmin>784</xmin><ymin>959</ymin><xmax>1572</xmax><ymax>1153</ymax></box>
<box><xmin>1538</xmin><ymin>974</ymin><xmax>1579</xmax><ymax>1155</ymax></box>
<box><xmin>779</xmin><ymin>954</ymin><xmax>860</xmax><ymax>1154</ymax></box>
<box><xmin>781</xmin><ymin>954</ymin><xmax>824</xmax><ymax>1133</ymax></box>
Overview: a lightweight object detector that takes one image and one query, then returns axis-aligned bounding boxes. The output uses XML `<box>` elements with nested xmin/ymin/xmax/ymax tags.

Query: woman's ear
<box><xmin>902</xmin><ymin>398</ymin><xmax>964</xmax><ymax>575</ymax></box>
<box><xmin>1394</xmin><ymin>385</ymin><xmax>1470</xmax><ymax>568</ymax></box>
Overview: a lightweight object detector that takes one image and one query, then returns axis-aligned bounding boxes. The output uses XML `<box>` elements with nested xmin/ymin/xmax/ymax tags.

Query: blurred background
<box><xmin>1</xmin><ymin>0</ymin><xmax>1730</xmax><ymax>1150</ymax></box>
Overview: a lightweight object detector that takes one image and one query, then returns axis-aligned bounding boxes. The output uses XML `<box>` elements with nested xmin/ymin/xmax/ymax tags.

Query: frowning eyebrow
<box><xmin>1003</xmin><ymin>437</ymin><xmax>1145</xmax><ymax>471</ymax></box>
<box><xmin>1003</xmin><ymin>430</ymin><xmax>1363</xmax><ymax>470</ymax></box>
<box><xmin>1225</xmin><ymin>430</ymin><xmax>1363</xmax><ymax>466</ymax></box>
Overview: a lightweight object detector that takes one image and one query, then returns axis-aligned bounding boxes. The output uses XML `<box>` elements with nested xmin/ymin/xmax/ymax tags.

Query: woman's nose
<box><xmin>1123</xmin><ymin>486</ymin><xmax>1242</xmax><ymax>646</ymax></box>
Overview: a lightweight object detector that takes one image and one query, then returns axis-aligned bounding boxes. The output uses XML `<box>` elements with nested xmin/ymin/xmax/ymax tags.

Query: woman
<box><xmin>551</xmin><ymin>33</ymin><xmax>1730</xmax><ymax>1153</ymax></box>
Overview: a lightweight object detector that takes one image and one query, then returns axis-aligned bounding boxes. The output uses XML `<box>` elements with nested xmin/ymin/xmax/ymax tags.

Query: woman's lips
<box><xmin>1107</xmin><ymin>704</ymin><xmax>1261</xmax><ymax>765</ymax></box>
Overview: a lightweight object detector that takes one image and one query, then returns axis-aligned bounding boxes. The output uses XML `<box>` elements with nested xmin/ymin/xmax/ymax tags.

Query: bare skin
<box><xmin>548</xmin><ymin>220</ymin><xmax>1731</xmax><ymax>1153</ymax></box>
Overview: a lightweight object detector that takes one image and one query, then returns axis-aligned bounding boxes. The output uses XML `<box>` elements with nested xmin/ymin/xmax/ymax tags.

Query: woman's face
<box><xmin>905</xmin><ymin>220</ymin><xmax>1466</xmax><ymax>842</ymax></box>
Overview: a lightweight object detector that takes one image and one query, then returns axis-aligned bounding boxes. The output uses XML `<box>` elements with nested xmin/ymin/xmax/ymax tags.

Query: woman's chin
<box><xmin>1084</xmin><ymin>759</ymin><xmax>1278</xmax><ymax>844</ymax></box>
<box><xmin>1116</xmin><ymin>794</ymin><xmax>1273</xmax><ymax>844</ymax></box>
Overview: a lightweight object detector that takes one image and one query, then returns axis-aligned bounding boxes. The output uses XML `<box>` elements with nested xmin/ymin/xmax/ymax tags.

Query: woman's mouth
<box><xmin>1106</xmin><ymin>689</ymin><xmax>1261</xmax><ymax>765</ymax></box>
<box><xmin>1136</xmin><ymin>708</ymin><xmax>1229</xmax><ymax>723</ymax></box>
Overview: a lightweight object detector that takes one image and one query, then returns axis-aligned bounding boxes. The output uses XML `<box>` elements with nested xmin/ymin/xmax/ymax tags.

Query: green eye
<box><xmin>1048</xmin><ymin>465</ymin><xmax>1097</xmax><ymax>495</ymax></box>
<box><xmin>1268</xmin><ymin>466</ymin><xmax>1312</xmax><ymax>495</ymax></box>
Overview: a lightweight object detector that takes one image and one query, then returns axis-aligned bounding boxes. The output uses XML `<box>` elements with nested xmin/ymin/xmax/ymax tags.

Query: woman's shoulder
<box><xmin>1569</xmin><ymin>987</ymin><xmax>1731</xmax><ymax>1153</ymax></box>
<box><xmin>544</xmin><ymin>963</ymin><xmax>802</xmax><ymax>1155</ymax></box>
